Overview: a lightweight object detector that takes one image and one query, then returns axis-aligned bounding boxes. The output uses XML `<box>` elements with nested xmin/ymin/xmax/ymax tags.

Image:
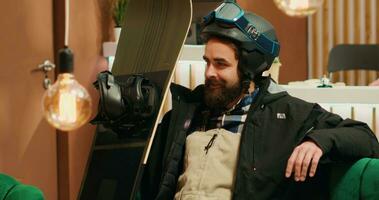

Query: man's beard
<box><xmin>204</xmin><ymin>78</ymin><xmax>242</xmax><ymax>112</ymax></box>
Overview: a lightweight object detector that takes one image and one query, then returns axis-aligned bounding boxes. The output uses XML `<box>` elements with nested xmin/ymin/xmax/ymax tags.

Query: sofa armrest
<box><xmin>0</xmin><ymin>173</ymin><xmax>45</xmax><ymax>200</ymax></box>
<box><xmin>6</xmin><ymin>184</ymin><xmax>45</xmax><ymax>200</ymax></box>
<box><xmin>361</xmin><ymin>159</ymin><xmax>379</xmax><ymax>199</ymax></box>
<box><xmin>329</xmin><ymin>158</ymin><xmax>379</xmax><ymax>200</ymax></box>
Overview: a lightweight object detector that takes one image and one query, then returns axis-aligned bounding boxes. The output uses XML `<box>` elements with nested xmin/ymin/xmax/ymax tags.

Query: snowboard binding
<box><xmin>91</xmin><ymin>71</ymin><xmax>160</xmax><ymax>137</ymax></box>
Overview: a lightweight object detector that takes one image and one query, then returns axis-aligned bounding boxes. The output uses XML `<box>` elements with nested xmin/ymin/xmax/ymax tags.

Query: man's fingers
<box><xmin>309</xmin><ymin>151</ymin><xmax>322</xmax><ymax>177</ymax></box>
<box><xmin>294</xmin><ymin>147</ymin><xmax>307</xmax><ymax>181</ymax></box>
<box><xmin>286</xmin><ymin>141</ymin><xmax>324</xmax><ymax>181</ymax></box>
<box><xmin>300</xmin><ymin>151</ymin><xmax>314</xmax><ymax>181</ymax></box>
<box><xmin>285</xmin><ymin>148</ymin><xmax>299</xmax><ymax>177</ymax></box>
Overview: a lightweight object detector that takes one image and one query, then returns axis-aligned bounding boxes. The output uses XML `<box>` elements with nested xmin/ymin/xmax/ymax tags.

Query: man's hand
<box><xmin>285</xmin><ymin>141</ymin><xmax>323</xmax><ymax>181</ymax></box>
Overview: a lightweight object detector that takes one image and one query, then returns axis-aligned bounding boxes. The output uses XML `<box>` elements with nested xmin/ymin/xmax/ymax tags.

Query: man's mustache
<box><xmin>205</xmin><ymin>78</ymin><xmax>225</xmax><ymax>87</ymax></box>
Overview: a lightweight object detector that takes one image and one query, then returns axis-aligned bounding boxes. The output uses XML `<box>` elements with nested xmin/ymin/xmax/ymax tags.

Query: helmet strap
<box><xmin>241</xmin><ymin>74</ymin><xmax>252</xmax><ymax>94</ymax></box>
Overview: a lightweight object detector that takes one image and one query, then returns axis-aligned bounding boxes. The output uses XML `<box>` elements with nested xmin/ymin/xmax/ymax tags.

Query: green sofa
<box><xmin>134</xmin><ymin>158</ymin><xmax>379</xmax><ymax>200</ymax></box>
<box><xmin>0</xmin><ymin>174</ymin><xmax>44</xmax><ymax>200</ymax></box>
<box><xmin>330</xmin><ymin>158</ymin><xmax>379</xmax><ymax>200</ymax></box>
<box><xmin>2</xmin><ymin>159</ymin><xmax>377</xmax><ymax>200</ymax></box>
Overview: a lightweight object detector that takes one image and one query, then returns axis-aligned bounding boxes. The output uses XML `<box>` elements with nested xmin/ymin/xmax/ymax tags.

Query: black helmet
<box><xmin>200</xmin><ymin>1</ymin><xmax>280</xmax><ymax>81</ymax></box>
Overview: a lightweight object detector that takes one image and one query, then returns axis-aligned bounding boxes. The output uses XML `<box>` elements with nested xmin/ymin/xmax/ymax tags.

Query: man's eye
<box><xmin>216</xmin><ymin>62</ymin><xmax>227</xmax><ymax>66</ymax></box>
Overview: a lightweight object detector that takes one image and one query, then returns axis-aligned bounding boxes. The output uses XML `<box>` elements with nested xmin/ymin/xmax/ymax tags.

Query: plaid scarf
<box><xmin>193</xmin><ymin>89</ymin><xmax>259</xmax><ymax>134</ymax></box>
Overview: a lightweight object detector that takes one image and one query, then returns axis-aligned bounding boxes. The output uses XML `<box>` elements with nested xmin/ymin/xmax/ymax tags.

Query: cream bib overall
<box><xmin>175</xmin><ymin>128</ymin><xmax>241</xmax><ymax>200</ymax></box>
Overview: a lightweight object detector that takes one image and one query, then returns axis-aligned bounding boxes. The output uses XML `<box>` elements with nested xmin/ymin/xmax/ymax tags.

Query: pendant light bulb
<box><xmin>274</xmin><ymin>0</ymin><xmax>324</xmax><ymax>17</ymax></box>
<box><xmin>42</xmin><ymin>47</ymin><xmax>92</xmax><ymax>131</ymax></box>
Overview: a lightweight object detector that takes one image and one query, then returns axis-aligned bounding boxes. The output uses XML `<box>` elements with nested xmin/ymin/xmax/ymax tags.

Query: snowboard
<box><xmin>78</xmin><ymin>0</ymin><xmax>192</xmax><ymax>199</ymax></box>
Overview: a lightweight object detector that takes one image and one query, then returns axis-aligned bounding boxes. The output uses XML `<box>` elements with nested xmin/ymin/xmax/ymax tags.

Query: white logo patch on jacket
<box><xmin>277</xmin><ymin>113</ymin><xmax>286</xmax><ymax>119</ymax></box>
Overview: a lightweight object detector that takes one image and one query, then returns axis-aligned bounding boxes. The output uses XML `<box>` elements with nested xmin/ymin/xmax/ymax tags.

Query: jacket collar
<box><xmin>260</xmin><ymin>77</ymin><xmax>288</xmax><ymax>105</ymax></box>
<box><xmin>170</xmin><ymin>83</ymin><xmax>204</xmax><ymax>103</ymax></box>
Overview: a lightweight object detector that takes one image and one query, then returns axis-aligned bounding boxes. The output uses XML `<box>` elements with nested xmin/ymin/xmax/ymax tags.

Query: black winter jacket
<box><xmin>140</xmin><ymin>78</ymin><xmax>379</xmax><ymax>200</ymax></box>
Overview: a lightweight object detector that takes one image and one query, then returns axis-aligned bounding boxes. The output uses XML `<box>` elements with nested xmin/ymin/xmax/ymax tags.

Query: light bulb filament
<box><xmin>289</xmin><ymin>0</ymin><xmax>309</xmax><ymax>10</ymax></box>
<box><xmin>59</xmin><ymin>92</ymin><xmax>77</xmax><ymax>123</ymax></box>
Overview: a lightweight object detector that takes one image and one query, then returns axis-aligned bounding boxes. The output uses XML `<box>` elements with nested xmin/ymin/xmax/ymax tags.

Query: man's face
<box><xmin>203</xmin><ymin>38</ymin><xmax>242</xmax><ymax>111</ymax></box>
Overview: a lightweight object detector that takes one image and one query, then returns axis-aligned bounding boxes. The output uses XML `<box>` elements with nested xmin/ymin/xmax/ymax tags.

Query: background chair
<box><xmin>0</xmin><ymin>173</ymin><xmax>45</xmax><ymax>200</ymax></box>
<box><xmin>327</xmin><ymin>44</ymin><xmax>379</xmax><ymax>85</ymax></box>
<box><xmin>328</xmin><ymin>44</ymin><xmax>379</xmax><ymax>73</ymax></box>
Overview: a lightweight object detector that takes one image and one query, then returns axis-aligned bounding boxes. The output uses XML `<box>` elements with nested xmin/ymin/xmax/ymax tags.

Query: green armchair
<box><xmin>330</xmin><ymin>158</ymin><xmax>379</xmax><ymax>200</ymax></box>
<box><xmin>0</xmin><ymin>173</ymin><xmax>44</xmax><ymax>200</ymax></box>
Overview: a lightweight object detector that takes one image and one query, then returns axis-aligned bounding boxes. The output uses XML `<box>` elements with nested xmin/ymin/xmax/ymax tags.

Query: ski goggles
<box><xmin>203</xmin><ymin>1</ymin><xmax>280</xmax><ymax>57</ymax></box>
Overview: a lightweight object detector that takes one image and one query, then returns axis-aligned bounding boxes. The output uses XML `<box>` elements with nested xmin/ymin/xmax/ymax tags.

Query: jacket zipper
<box><xmin>250</xmin><ymin>104</ymin><xmax>264</xmax><ymax>171</ymax></box>
<box><xmin>305</xmin><ymin>126</ymin><xmax>314</xmax><ymax>134</ymax></box>
<box><xmin>297</xmin><ymin>126</ymin><xmax>315</xmax><ymax>144</ymax></box>
<box><xmin>246</xmin><ymin>95</ymin><xmax>265</xmax><ymax>172</ymax></box>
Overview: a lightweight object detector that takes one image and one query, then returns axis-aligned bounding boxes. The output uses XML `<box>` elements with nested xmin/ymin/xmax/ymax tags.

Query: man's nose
<box><xmin>205</xmin><ymin>64</ymin><xmax>217</xmax><ymax>79</ymax></box>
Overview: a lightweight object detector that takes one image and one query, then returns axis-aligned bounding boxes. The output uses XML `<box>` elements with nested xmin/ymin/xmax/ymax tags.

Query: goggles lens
<box><xmin>215</xmin><ymin>2</ymin><xmax>243</xmax><ymax>21</ymax></box>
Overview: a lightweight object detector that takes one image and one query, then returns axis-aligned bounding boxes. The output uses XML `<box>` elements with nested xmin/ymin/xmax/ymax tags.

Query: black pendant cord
<box><xmin>59</xmin><ymin>0</ymin><xmax>74</xmax><ymax>74</ymax></box>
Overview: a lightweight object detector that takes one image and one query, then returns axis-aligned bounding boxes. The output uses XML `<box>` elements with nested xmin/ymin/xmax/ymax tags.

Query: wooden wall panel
<box><xmin>0</xmin><ymin>0</ymin><xmax>57</xmax><ymax>199</ymax></box>
<box><xmin>53</xmin><ymin>0</ymin><xmax>112</xmax><ymax>199</ymax></box>
<box><xmin>238</xmin><ymin>0</ymin><xmax>308</xmax><ymax>84</ymax></box>
<box><xmin>66</xmin><ymin>0</ymin><xmax>112</xmax><ymax>199</ymax></box>
<box><xmin>308</xmin><ymin>0</ymin><xmax>379</xmax><ymax>85</ymax></box>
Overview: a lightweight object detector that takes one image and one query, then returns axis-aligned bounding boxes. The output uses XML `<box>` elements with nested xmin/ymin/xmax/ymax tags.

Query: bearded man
<box><xmin>140</xmin><ymin>2</ymin><xmax>379</xmax><ymax>200</ymax></box>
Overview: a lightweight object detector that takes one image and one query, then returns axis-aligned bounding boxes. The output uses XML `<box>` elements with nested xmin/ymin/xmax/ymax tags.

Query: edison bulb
<box><xmin>274</xmin><ymin>0</ymin><xmax>324</xmax><ymax>17</ymax></box>
<box><xmin>42</xmin><ymin>73</ymin><xmax>92</xmax><ymax>131</ymax></box>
